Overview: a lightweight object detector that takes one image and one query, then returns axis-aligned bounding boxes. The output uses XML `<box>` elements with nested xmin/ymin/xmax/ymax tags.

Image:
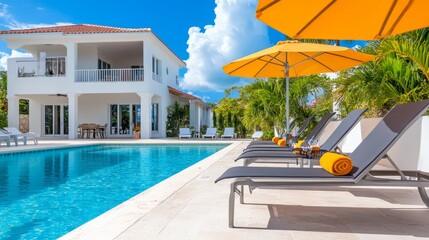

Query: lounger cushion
<box><xmin>277</xmin><ymin>139</ymin><xmax>286</xmax><ymax>146</ymax></box>
<box><xmin>320</xmin><ymin>152</ymin><xmax>353</xmax><ymax>176</ymax></box>
<box><xmin>272</xmin><ymin>137</ymin><xmax>279</xmax><ymax>143</ymax></box>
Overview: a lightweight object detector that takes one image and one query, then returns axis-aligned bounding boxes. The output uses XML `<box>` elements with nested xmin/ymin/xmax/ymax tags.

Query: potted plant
<box><xmin>133</xmin><ymin>125</ymin><xmax>140</xmax><ymax>139</ymax></box>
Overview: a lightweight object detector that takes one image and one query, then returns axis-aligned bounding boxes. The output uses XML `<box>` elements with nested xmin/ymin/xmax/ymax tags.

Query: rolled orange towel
<box><xmin>272</xmin><ymin>137</ymin><xmax>279</xmax><ymax>143</ymax></box>
<box><xmin>277</xmin><ymin>139</ymin><xmax>286</xmax><ymax>146</ymax></box>
<box><xmin>319</xmin><ymin>152</ymin><xmax>353</xmax><ymax>176</ymax></box>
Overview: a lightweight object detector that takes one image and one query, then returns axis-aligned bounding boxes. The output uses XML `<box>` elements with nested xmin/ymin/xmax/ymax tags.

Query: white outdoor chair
<box><xmin>0</xmin><ymin>131</ymin><xmax>11</xmax><ymax>147</ymax></box>
<box><xmin>178</xmin><ymin>128</ymin><xmax>192</xmax><ymax>139</ymax></box>
<box><xmin>221</xmin><ymin>127</ymin><xmax>235</xmax><ymax>139</ymax></box>
<box><xmin>4</xmin><ymin>127</ymin><xmax>39</xmax><ymax>145</ymax></box>
<box><xmin>251</xmin><ymin>131</ymin><xmax>263</xmax><ymax>140</ymax></box>
<box><xmin>202</xmin><ymin>128</ymin><xmax>217</xmax><ymax>139</ymax></box>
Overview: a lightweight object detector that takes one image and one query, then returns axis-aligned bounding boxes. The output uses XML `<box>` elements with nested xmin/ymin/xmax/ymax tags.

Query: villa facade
<box><xmin>0</xmin><ymin>24</ymin><xmax>212</xmax><ymax>139</ymax></box>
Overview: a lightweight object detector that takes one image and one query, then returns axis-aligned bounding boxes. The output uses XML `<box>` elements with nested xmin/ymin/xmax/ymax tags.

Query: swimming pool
<box><xmin>0</xmin><ymin>144</ymin><xmax>228</xmax><ymax>239</ymax></box>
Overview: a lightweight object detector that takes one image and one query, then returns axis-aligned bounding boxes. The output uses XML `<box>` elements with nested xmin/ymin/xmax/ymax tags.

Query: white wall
<box><xmin>77</xmin><ymin>44</ymin><xmax>98</xmax><ymax>69</ymax></box>
<box><xmin>78</xmin><ymin>93</ymin><xmax>140</xmax><ymax>124</ymax></box>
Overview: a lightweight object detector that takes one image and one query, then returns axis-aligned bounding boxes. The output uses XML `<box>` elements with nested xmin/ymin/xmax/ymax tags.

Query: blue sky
<box><xmin>0</xmin><ymin>0</ymin><xmax>363</xmax><ymax>103</ymax></box>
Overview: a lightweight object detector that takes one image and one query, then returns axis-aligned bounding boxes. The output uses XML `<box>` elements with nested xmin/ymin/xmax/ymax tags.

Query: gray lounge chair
<box><xmin>215</xmin><ymin>100</ymin><xmax>429</xmax><ymax>227</ymax></box>
<box><xmin>236</xmin><ymin>108</ymin><xmax>367</xmax><ymax>166</ymax></box>
<box><xmin>248</xmin><ymin>116</ymin><xmax>312</xmax><ymax>146</ymax></box>
<box><xmin>244</xmin><ymin>112</ymin><xmax>335</xmax><ymax>152</ymax></box>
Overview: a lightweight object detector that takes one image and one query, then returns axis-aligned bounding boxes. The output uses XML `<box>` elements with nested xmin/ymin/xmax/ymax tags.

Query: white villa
<box><xmin>0</xmin><ymin>24</ymin><xmax>213</xmax><ymax>139</ymax></box>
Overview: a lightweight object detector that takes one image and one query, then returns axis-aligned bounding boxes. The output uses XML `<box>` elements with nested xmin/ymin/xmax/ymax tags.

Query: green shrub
<box><xmin>0</xmin><ymin>109</ymin><xmax>7</xmax><ymax>128</ymax></box>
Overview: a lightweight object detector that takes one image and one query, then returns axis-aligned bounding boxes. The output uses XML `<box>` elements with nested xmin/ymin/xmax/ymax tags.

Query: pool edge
<box><xmin>58</xmin><ymin>141</ymin><xmax>241</xmax><ymax>240</ymax></box>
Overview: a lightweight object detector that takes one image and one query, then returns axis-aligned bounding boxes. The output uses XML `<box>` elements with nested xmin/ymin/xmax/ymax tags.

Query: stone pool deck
<box><xmin>2</xmin><ymin>139</ymin><xmax>429</xmax><ymax>239</ymax></box>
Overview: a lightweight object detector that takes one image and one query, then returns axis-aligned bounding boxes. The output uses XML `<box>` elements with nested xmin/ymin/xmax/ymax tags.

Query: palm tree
<box><xmin>334</xmin><ymin>28</ymin><xmax>429</xmax><ymax>117</ymax></box>
<box><xmin>238</xmin><ymin>75</ymin><xmax>332</xmax><ymax>137</ymax></box>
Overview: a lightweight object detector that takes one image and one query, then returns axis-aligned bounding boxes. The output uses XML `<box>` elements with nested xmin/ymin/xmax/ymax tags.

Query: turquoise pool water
<box><xmin>0</xmin><ymin>144</ymin><xmax>227</xmax><ymax>239</ymax></box>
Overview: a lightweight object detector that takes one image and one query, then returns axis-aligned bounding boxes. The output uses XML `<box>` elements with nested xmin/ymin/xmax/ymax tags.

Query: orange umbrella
<box><xmin>256</xmin><ymin>0</ymin><xmax>429</xmax><ymax>40</ymax></box>
<box><xmin>223</xmin><ymin>40</ymin><xmax>374</xmax><ymax>133</ymax></box>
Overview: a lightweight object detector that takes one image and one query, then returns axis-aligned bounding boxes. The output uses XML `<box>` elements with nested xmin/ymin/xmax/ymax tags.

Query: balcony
<box><xmin>75</xmin><ymin>68</ymin><xmax>144</xmax><ymax>82</ymax></box>
<box><xmin>17</xmin><ymin>57</ymin><xmax>66</xmax><ymax>77</ymax></box>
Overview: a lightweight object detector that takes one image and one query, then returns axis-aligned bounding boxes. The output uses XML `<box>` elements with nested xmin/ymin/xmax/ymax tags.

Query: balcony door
<box><xmin>44</xmin><ymin>105</ymin><xmax>68</xmax><ymax>136</ymax></box>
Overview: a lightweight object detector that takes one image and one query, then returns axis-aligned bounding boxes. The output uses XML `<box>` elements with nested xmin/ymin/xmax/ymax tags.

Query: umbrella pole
<box><xmin>285</xmin><ymin>61</ymin><xmax>290</xmax><ymax>139</ymax></box>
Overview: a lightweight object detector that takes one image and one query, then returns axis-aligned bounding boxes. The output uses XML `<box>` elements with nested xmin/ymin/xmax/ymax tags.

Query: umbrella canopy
<box><xmin>256</xmin><ymin>0</ymin><xmax>429</xmax><ymax>40</ymax></box>
<box><xmin>223</xmin><ymin>40</ymin><xmax>375</xmax><ymax>134</ymax></box>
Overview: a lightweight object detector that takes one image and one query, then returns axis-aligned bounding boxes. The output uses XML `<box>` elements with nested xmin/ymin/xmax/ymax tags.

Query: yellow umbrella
<box><xmin>256</xmin><ymin>0</ymin><xmax>429</xmax><ymax>40</ymax></box>
<box><xmin>223</xmin><ymin>40</ymin><xmax>375</xmax><ymax>134</ymax></box>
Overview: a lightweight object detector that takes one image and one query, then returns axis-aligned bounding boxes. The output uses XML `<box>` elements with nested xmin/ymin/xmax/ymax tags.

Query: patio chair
<box><xmin>215</xmin><ymin>100</ymin><xmax>429</xmax><ymax>228</ymax></box>
<box><xmin>202</xmin><ymin>127</ymin><xmax>217</xmax><ymax>139</ymax></box>
<box><xmin>3</xmin><ymin>127</ymin><xmax>30</xmax><ymax>145</ymax></box>
<box><xmin>178</xmin><ymin>128</ymin><xmax>192</xmax><ymax>139</ymax></box>
<box><xmin>221</xmin><ymin>127</ymin><xmax>235</xmax><ymax>139</ymax></box>
<box><xmin>251</xmin><ymin>131</ymin><xmax>263</xmax><ymax>140</ymax></box>
<box><xmin>4</xmin><ymin>127</ymin><xmax>39</xmax><ymax>145</ymax></box>
<box><xmin>248</xmin><ymin>116</ymin><xmax>312</xmax><ymax>146</ymax></box>
<box><xmin>0</xmin><ymin>131</ymin><xmax>11</xmax><ymax>147</ymax></box>
<box><xmin>244</xmin><ymin>112</ymin><xmax>334</xmax><ymax>152</ymax></box>
<box><xmin>237</xmin><ymin>109</ymin><xmax>367</xmax><ymax>166</ymax></box>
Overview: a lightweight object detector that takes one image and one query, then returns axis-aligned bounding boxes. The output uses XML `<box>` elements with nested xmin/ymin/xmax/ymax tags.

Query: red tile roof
<box><xmin>0</xmin><ymin>24</ymin><xmax>151</xmax><ymax>35</ymax></box>
<box><xmin>168</xmin><ymin>86</ymin><xmax>201</xmax><ymax>102</ymax></box>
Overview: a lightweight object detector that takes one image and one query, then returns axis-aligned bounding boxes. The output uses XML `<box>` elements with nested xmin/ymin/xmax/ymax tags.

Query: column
<box><xmin>67</xmin><ymin>93</ymin><xmax>80</xmax><ymax>139</ymax></box>
<box><xmin>189</xmin><ymin>100</ymin><xmax>196</xmax><ymax>128</ymax></box>
<box><xmin>196</xmin><ymin>103</ymin><xmax>201</xmax><ymax>133</ymax></box>
<box><xmin>143</xmin><ymin>40</ymin><xmax>154</xmax><ymax>85</ymax></box>
<box><xmin>138</xmin><ymin>92</ymin><xmax>154</xmax><ymax>139</ymax></box>
<box><xmin>65</xmin><ymin>43</ymin><xmax>77</xmax><ymax>81</ymax></box>
<box><xmin>208</xmin><ymin>108</ymin><xmax>214</xmax><ymax>127</ymax></box>
<box><xmin>29</xmin><ymin>99</ymin><xmax>42</xmax><ymax>135</ymax></box>
<box><xmin>7</xmin><ymin>95</ymin><xmax>20</xmax><ymax>128</ymax></box>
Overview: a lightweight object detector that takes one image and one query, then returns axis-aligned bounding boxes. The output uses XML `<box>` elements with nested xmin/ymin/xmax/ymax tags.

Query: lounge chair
<box><xmin>244</xmin><ymin>112</ymin><xmax>335</xmax><ymax>152</ymax></box>
<box><xmin>4</xmin><ymin>127</ymin><xmax>39</xmax><ymax>145</ymax></box>
<box><xmin>251</xmin><ymin>131</ymin><xmax>263</xmax><ymax>140</ymax></box>
<box><xmin>178</xmin><ymin>128</ymin><xmax>192</xmax><ymax>139</ymax></box>
<box><xmin>248</xmin><ymin>116</ymin><xmax>313</xmax><ymax>146</ymax></box>
<box><xmin>221</xmin><ymin>127</ymin><xmax>235</xmax><ymax>139</ymax></box>
<box><xmin>237</xmin><ymin>109</ymin><xmax>367</xmax><ymax>166</ymax></box>
<box><xmin>0</xmin><ymin>131</ymin><xmax>11</xmax><ymax>147</ymax></box>
<box><xmin>202</xmin><ymin>127</ymin><xmax>217</xmax><ymax>139</ymax></box>
<box><xmin>215</xmin><ymin>100</ymin><xmax>429</xmax><ymax>227</ymax></box>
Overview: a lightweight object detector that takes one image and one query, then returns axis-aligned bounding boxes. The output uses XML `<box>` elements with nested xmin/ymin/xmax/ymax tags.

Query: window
<box><xmin>152</xmin><ymin>56</ymin><xmax>162</xmax><ymax>82</ymax></box>
<box><xmin>151</xmin><ymin>103</ymin><xmax>159</xmax><ymax>131</ymax></box>
<box><xmin>166</xmin><ymin>67</ymin><xmax>169</xmax><ymax>75</ymax></box>
<box><xmin>176</xmin><ymin>75</ymin><xmax>179</xmax><ymax>85</ymax></box>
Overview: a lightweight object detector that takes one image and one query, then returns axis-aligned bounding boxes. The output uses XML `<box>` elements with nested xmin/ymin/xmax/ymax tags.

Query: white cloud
<box><xmin>0</xmin><ymin>3</ymin><xmax>72</xmax><ymax>30</ymax></box>
<box><xmin>181</xmin><ymin>0</ymin><xmax>270</xmax><ymax>92</ymax></box>
<box><xmin>36</xmin><ymin>7</ymin><xmax>45</xmax><ymax>11</ymax></box>
<box><xmin>0</xmin><ymin>50</ymin><xmax>33</xmax><ymax>70</ymax></box>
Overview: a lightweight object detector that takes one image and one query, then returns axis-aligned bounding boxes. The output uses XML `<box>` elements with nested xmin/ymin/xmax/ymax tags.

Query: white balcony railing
<box><xmin>152</xmin><ymin>73</ymin><xmax>162</xmax><ymax>83</ymax></box>
<box><xmin>75</xmin><ymin>68</ymin><xmax>144</xmax><ymax>82</ymax></box>
<box><xmin>17</xmin><ymin>57</ymin><xmax>66</xmax><ymax>77</ymax></box>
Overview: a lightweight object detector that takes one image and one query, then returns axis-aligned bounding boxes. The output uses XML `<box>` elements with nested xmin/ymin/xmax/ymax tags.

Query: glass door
<box><xmin>110</xmin><ymin>104</ymin><xmax>133</xmax><ymax>136</ymax></box>
<box><xmin>44</xmin><ymin>105</ymin><xmax>68</xmax><ymax>136</ymax></box>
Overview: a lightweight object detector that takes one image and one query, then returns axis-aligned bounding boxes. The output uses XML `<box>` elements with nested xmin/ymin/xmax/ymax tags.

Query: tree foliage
<box><xmin>166</xmin><ymin>101</ymin><xmax>189</xmax><ymax>137</ymax></box>
<box><xmin>214</xmin><ymin>74</ymin><xmax>333</xmax><ymax>139</ymax></box>
<box><xmin>334</xmin><ymin>28</ymin><xmax>429</xmax><ymax>117</ymax></box>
